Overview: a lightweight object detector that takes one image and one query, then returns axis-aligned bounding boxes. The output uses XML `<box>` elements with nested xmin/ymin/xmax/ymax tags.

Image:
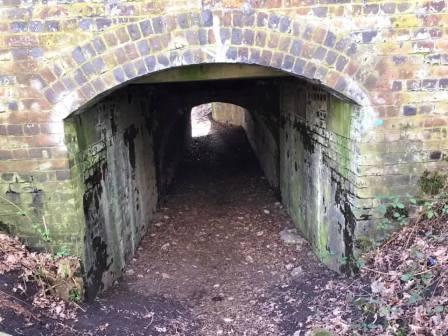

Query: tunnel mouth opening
<box><xmin>190</xmin><ymin>102</ymin><xmax>246</xmax><ymax>138</ymax></box>
<box><xmin>62</xmin><ymin>63</ymin><xmax>358</xmax><ymax>300</ymax></box>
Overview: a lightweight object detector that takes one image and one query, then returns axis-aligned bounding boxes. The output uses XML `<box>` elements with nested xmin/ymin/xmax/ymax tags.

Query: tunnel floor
<box><xmin>74</xmin><ymin>120</ymin><xmax>339</xmax><ymax>335</ymax></box>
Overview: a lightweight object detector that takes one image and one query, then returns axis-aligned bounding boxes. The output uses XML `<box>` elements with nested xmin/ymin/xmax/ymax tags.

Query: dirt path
<box><xmin>1</xmin><ymin>120</ymin><xmax>339</xmax><ymax>336</ymax></box>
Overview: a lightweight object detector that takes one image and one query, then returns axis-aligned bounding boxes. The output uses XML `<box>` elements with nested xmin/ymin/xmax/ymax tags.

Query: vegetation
<box><xmin>309</xmin><ymin>171</ymin><xmax>448</xmax><ymax>335</ymax></box>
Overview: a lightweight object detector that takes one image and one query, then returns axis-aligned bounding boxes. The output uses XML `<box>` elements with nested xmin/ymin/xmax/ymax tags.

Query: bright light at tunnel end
<box><xmin>191</xmin><ymin>105</ymin><xmax>212</xmax><ymax>138</ymax></box>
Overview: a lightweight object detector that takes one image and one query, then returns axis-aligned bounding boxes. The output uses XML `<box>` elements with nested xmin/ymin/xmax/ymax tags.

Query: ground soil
<box><xmin>0</xmin><ymin>119</ymin><xmax>340</xmax><ymax>336</ymax></box>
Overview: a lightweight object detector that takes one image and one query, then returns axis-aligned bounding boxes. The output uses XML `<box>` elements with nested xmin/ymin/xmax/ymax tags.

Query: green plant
<box><xmin>419</xmin><ymin>170</ymin><xmax>446</xmax><ymax>195</ymax></box>
<box><xmin>55</xmin><ymin>246</ymin><xmax>70</xmax><ymax>258</ymax></box>
<box><xmin>69</xmin><ymin>288</ymin><xmax>81</xmax><ymax>302</ymax></box>
<box><xmin>376</xmin><ymin>195</ymin><xmax>410</xmax><ymax>229</ymax></box>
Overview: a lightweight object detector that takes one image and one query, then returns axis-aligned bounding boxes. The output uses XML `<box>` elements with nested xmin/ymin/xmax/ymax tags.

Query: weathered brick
<box><xmin>186</xmin><ymin>31</ymin><xmax>199</xmax><ymax>45</ymax></box>
<box><xmin>313</xmin><ymin>46</ymin><xmax>326</xmax><ymax>61</ymax></box>
<box><xmin>0</xmin><ymin>150</ymin><xmax>13</xmax><ymax>160</ymax></box>
<box><xmin>403</xmin><ymin>105</ymin><xmax>417</xmax><ymax>116</ymax></box>
<box><xmin>249</xmin><ymin>48</ymin><xmax>260</xmax><ymax>63</ymax></box>
<box><xmin>220</xmin><ymin>28</ymin><xmax>231</xmax><ymax>43</ymax></box>
<box><xmin>127</xmin><ymin>24</ymin><xmax>141</xmax><ymax>41</ymax></box>
<box><xmin>55</xmin><ymin>170</ymin><xmax>71</xmax><ymax>181</ymax></box>
<box><xmin>177</xmin><ymin>13</ymin><xmax>190</xmax><ymax>29</ymax></box>
<box><xmin>279</xmin><ymin>16</ymin><xmax>291</xmax><ymax>33</ymax></box>
<box><xmin>157</xmin><ymin>55</ymin><xmax>169</xmax><ymax>67</ymax></box>
<box><xmin>268</xmin><ymin>14</ymin><xmax>280</xmax><ymax>30</ymax></box>
<box><xmin>243</xmin><ymin>29</ymin><xmax>254</xmax><ymax>45</ymax></box>
<box><xmin>238</xmin><ymin>47</ymin><xmax>249</xmax><ymax>61</ymax></box>
<box><xmin>139</xmin><ymin>20</ymin><xmax>153</xmax><ymax>36</ymax></box>
<box><xmin>335</xmin><ymin>55</ymin><xmax>348</xmax><ymax>71</ymax></box>
<box><xmin>45</xmin><ymin>21</ymin><xmax>60</xmax><ymax>32</ymax></box>
<box><xmin>429</xmin><ymin>151</ymin><xmax>442</xmax><ymax>160</ymax></box>
<box><xmin>96</xmin><ymin>18</ymin><xmax>112</xmax><ymax>31</ymax></box>
<box><xmin>113</xmin><ymin>67</ymin><xmax>125</xmax><ymax>83</ymax></box>
<box><xmin>362</xmin><ymin>30</ymin><xmax>378</xmax><ymax>43</ymax></box>
<box><xmin>282</xmin><ymin>55</ymin><xmax>294</xmax><ymax>70</ymax></box>
<box><xmin>267</xmin><ymin>33</ymin><xmax>279</xmax><ymax>49</ymax></box>
<box><xmin>24</xmin><ymin>123</ymin><xmax>39</xmax><ymax>135</ymax></box>
<box><xmin>255</xmin><ymin>31</ymin><xmax>266</xmax><ymax>47</ymax></box>
<box><xmin>7</xmin><ymin>124</ymin><xmax>23</xmax><ymax>135</ymax></box>
<box><xmin>92</xmin><ymin>78</ymin><xmax>106</xmax><ymax>92</ymax></box>
<box><xmin>256</xmin><ymin>12</ymin><xmax>268</xmax><ymax>27</ymax></box>
<box><xmin>293</xmin><ymin>58</ymin><xmax>306</xmax><ymax>75</ymax></box>
<box><xmin>123</xmin><ymin>63</ymin><xmax>136</xmax><ymax>78</ymax></box>
<box><xmin>104</xmin><ymin>32</ymin><xmax>118</xmax><ymax>47</ymax></box>
<box><xmin>260</xmin><ymin>50</ymin><xmax>272</xmax><ymax>65</ymax></box>
<box><xmin>422</xmin><ymin>79</ymin><xmax>437</xmax><ymax>91</ymax></box>
<box><xmin>152</xmin><ymin>17</ymin><xmax>165</xmax><ymax>34</ymax></box>
<box><xmin>201</xmin><ymin>10</ymin><xmax>213</xmax><ymax>27</ymax></box>
<box><xmin>231</xmin><ymin>28</ymin><xmax>242</xmax><ymax>45</ymax></box>
<box><xmin>116</xmin><ymin>27</ymin><xmax>130</xmax><ymax>44</ymax></box>
<box><xmin>278</xmin><ymin>36</ymin><xmax>291</xmax><ymax>52</ymax></box>
<box><xmin>226</xmin><ymin>47</ymin><xmax>238</xmax><ymax>60</ymax></box>
<box><xmin>72</xmin><ymin>47</ymin><xmax>86</xmax><ymax>65</ymax></box>
<box><xmin>290</xmin><ymin>40</ymin><xmax>303</xmax><ymax>56</ymax></box>
<box><xmin>324</xmin><ymin>31</ymin><xmax>336</xmax><ymax>48</ymax></box>
<box><xmin>144</xmin><ymin>56</ymin><xmax>156</xmax><ymax>72</ymax></box>
<box><xmin>392</xmin><ymin>81</ymin><xmax>402</xmax><ymax>91</ymax></box>
<box><xmin>439</xmin><ymin>78</ymin><xmax>448</xmax><ymax>89</ymax></box>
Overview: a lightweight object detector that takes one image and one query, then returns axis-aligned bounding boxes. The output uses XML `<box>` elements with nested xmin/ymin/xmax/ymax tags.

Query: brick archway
<box><xmin>38</xmin><ymin>9</ymin><xmax>373</xmax><ymax>119</ymax></box>
<box><xmin>1</xmin><ymin>9</ymin><xmax>385</xmax><ymax>298</ymax></box>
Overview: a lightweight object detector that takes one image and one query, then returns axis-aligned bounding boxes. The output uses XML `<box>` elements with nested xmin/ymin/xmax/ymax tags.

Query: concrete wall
<box><xmin>210</xmin><ymin>102</ymin><xmax>280</xmax><ymax>189</ymax></box>
<box><xmin>65</xmin><ymin>87</ymin><xmax>158</xmax><ymax>298</ymax></box>
<box><xmin>152</xmin><ymin>98</ymin><xmax>191</xmax><ymax>194</ymax></box>
<box><xmin>243</xmin><ymin>108</ymin><xmax>280</xmax><ymax>191</ymax></box>
<box><xmin>208</xmin><ymin>83</ymin><xmax>359</xmax><ymax>272</ymax></box>
<box><xmin>211</xmin><ymin>103</ymin><xmax>245</xmax><ymax>126</ymax></box>
<box><xmin>279</xmin><ymin>80</ymin><xmax>357</xmax><ymax>272</ymax></box>
<box><xmin>227</xmin><ymin>80</ymin><xmax>358</xmax><ymax>272</ymax></box>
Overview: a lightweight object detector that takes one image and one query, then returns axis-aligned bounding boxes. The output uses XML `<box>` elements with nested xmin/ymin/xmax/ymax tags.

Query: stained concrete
<box><xmin>62</xmin><ymin>74</ymin><xmax>361</xmax><ymax>296</ymax></box>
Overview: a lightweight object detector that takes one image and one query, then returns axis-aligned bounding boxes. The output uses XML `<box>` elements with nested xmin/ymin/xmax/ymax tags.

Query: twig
<box><xmin>404</xmin><ymin>213</ymin><xmax>424</xmax><ymax>249</ymax></box>
<box><xmin>0</xmin><ymin>195</ymin><xmax>34</xmax><ymax>226</ymax></box>
<box><xmin>42</xmin><ymin>215</ymin><xmax>49</xmax><ymax>235</ymax></box>
<box><xmin>361</xmin><ymin>267</ymin><xmax>393</xmax><ymax>276</ymax></box>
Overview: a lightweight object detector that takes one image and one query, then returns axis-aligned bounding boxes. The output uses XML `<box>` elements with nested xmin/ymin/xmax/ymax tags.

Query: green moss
<box><xmin>311</xmin><ymin>329</ymin><xmax>332</xmax><ymax>336</ymax></box>
<box><xmin>328</xmin><ymin>97</ymin><xmax>352</xmax><ymax>179</ymax></box>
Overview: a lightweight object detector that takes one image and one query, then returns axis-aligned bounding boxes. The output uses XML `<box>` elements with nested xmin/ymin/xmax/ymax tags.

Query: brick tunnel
<box><xmin>0</xmin><ymin>4</ymin><xmax>447</xmax><ymax>306</ymax></box>
<box><xmin>61</xmin><ymin>64</ymin><xmax>359</xmax><ymax>298</ymax></box>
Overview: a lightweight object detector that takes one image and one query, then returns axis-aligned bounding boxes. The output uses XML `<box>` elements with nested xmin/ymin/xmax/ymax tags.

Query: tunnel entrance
<box><xmin>64</xmin><ymin>64</ymin><xmax>357</xmax><ymax>300</ymax></box>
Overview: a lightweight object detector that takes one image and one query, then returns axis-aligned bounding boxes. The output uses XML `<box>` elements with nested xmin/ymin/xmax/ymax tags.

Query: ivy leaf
<box><xmin>435</xmin><ymin>306</ymin><xmax>445</xmax><ymax>313</ymax></box>
<box><xmin>400</xmin><ymin>273</ymin><xmax>413</xmax><ymax>282</ymax></box>
<box><xmin>377</xmin><ymin>204</ymin><xmax>387</xmax><ymax>215</ymax></box>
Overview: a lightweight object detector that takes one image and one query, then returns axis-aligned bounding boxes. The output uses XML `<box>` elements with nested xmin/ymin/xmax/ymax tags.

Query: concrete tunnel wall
<box><xmin>214</xmin><ymin>80</ymin><xmax>358</xmax><ymax>272</ymax></box>
<box><xmin>65</xmin><ymin>85</ymin><xmax>191</xmax><ymax>298</ymax></box>
<box><xmin>62</xmin><ymin>75</ymin><xmax>360</xmax><ymax>297</ymax></box>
